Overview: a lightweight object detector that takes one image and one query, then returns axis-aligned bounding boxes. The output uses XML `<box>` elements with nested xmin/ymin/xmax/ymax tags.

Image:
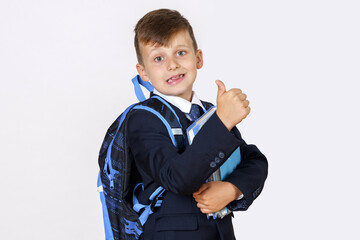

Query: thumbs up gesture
<box><xmin>215</xmin><ymin>80</ymin><xmax>250</xmax><ymax>131</ymax></box>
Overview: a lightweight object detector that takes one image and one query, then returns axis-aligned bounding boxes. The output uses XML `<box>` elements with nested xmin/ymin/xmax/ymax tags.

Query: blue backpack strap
<box><xmin>131</xmin><ymin>75</ymin><xmax>183</xmax><ymax>142</ymax></box>
<box><xmin>130</xmin><ymin>90</ymin><xmax>184</xmax><ymax>225</ymax></box>
<box><xmin>147</xmin><ymin>95</ymin><xmax>185</xmax><ymax>151</ymax></box>
<box><xmin>97</xmin><ymin>172</ymin><xmax>115</xmax><ymax>240</ymax></box>
<box><xmin>132</xmin><ymin>96</ymin><xmax>184</xmax><ymax>149</ymax></box>
<box><xmin>132</xmin><ymin>183</ymin><xmax>166</xmax><ymax>226</ymax></box>
<box><xmin>132</xmin><ymin>75</ymin><xmax>154</xmax><ymax>101</ymax></box>
<box><xmin>131</xmin><ymin>75</ymin><xmax>184</xmax><ymax>146</ymax></box>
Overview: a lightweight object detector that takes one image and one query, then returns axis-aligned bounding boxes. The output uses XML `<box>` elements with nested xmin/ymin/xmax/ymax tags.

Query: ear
<box><xmin>196</xmin><ymin>49</ymin><xmax>203</xmax><ymax>69</ymax></box>
<box><xmin>136</xmin><ymin>64</ymin><xmax>150</xmax><ymax>82</ymax></box>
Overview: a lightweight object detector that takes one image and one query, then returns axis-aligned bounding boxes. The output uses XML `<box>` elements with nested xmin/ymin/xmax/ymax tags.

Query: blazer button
<box><xmin>219</xmin><ymin>152</ymin><xmax>225</xmax><ymax>159</ymax></box>
<box><xmin>214</xmin><ymin>157</ymin><xmax>221</xmax><ymax>164</ymax></box>
<box><xmin>210</xmin><ymin>161</ymin><xmax>216</xmax><ymax>168</ymax></box>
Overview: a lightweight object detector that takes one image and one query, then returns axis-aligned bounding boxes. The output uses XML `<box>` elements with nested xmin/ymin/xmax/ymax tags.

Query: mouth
<box><xmin>167</xmin><ymin>74</ymin><xmax>185</xmax><ymax>85</ymax></box>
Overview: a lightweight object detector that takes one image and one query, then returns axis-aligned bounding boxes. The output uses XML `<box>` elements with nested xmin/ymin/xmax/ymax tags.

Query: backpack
<box><xmin>97</xmin><ymin>75</ymin><xmax>187</xmax><ymax>240</ymax></box>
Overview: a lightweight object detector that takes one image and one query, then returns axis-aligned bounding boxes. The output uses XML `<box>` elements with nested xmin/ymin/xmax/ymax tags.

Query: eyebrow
<box><xmin>173</xmin><ymin>44</ymin><xmax>190</xmax><ymax>49</ymax></box>
<box><xmin>148</xmin><ymin>44</ymin><xmax>190</xmax><ymax>53</ymax></box>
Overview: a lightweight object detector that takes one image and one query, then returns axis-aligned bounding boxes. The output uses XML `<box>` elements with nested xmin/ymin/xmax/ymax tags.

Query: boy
<box><xmin>127</xmin><ymin>9</ymin><xmax>268</xmax><ymax>240</ymax></box>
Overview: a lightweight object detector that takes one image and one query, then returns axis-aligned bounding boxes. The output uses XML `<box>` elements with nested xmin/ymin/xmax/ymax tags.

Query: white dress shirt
<box><xmin>153</xmin><ymin>89</ymin><xmax>204</xmax><ymax>120</ymax></box>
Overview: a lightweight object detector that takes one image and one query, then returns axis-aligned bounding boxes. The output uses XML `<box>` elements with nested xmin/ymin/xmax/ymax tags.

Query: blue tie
<box><xmin>188</xmin><ymin>104</ymin><xmax>204</xmax><ymax>122</ymax></box>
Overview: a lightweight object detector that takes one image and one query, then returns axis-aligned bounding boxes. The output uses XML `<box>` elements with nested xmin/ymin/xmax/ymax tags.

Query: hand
<box><xmin>193</xmin><ymin>181</ymin><xmax>242</xmax><ymax>214</ymax></box>
<box><xmin>215</xmin><ymin>80</ymin><xmax>250</xmax><ymax>131</ymax></box>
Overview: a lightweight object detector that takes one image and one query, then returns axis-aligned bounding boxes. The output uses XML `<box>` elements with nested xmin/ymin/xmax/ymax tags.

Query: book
<box><xmin>187</xmin><ymin>106</ymin><xmax>217</xmax><ymax>145</ymax></box>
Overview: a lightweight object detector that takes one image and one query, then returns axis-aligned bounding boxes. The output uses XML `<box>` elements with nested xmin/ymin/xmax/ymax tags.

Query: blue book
<box><xmin>186</xmin><ymin>106</ymin><xmax>241</xmax><ymax>218</ymax></box>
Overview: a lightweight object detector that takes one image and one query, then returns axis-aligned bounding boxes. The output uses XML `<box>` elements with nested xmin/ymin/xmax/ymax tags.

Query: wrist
<box><xmin>225</xmin><ymin>181</ymin><xmax>242</xmax><ymax>201</ymax></box>
<box><xmin>215</xmin><ymin>111</ymin><xmax>233</xmax><ymax>131</ymax></box>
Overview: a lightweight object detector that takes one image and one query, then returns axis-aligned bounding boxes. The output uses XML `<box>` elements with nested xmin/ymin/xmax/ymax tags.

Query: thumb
<box><xmin>215</xmin><ymin>80</ymin><xmax>226</xmax><ymax>97</ymax></box>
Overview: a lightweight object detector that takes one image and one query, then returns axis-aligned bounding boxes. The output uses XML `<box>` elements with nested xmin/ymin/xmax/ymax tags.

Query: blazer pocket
<box><xmin>155</xmin><ymin>214</ymin><xmax>198</xmax><ymax>231</ymax></box>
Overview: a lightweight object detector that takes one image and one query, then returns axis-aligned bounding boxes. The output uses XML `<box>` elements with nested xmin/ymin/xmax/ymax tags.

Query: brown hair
<box><xmin>134</xmin><ymin>9</ymin><xmax>198</xmax><ymax>65</ymax></box>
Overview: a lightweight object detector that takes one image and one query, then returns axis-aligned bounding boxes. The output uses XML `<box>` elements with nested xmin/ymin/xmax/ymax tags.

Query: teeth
<box><xmin>168</xmin><ymin>74</ymin><xmax>184</xmax><ymax>82</ymax></box>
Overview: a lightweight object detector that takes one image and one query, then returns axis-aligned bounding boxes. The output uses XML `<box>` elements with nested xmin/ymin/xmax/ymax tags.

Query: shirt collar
<box><xmin>153</xmin><ymin>89</ymin><xmax>204</xmax><ymax>114</ymax></box>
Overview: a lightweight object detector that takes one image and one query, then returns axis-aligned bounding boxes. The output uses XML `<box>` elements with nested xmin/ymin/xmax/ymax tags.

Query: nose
<box><xmin>167</xmin><ymin>57</ymin><xmax>180</xmax><ymax>71</ymax></box>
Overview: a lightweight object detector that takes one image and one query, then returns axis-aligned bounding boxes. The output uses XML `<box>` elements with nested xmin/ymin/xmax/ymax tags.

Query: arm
<box><xmin>193</xmin><ymin>80</ymin><xmax>268</xmax><ymax>212</ymax></box>
<box><xmin>225</xmin><ymin>127</ymin><xmax>268</xmax><ymax>209</ymax></box>
<box><xmin>193</xmin><ymin>127</ymin><xmax>268</xmax><ymax>212</ymax></box>
<box><xmin>126</xmin><ymin>109</ymin><xmax>242</xmax><ymax>195</ymax></box>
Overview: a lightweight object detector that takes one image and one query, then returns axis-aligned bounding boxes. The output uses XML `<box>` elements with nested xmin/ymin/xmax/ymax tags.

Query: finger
<box><xmin>193</xmin><ymin>196</ymin><xmax>207</xmax><ymax>204</ymax></box>
<box><xmin>240</xmin><ymin>93</ymin><xmax>247</xmax><ymax>101</ymax></box>
<box><xmin>243</xmin><ymin>99</ymin><xmax>250</xmax><ymax>108</ymax></box>
<box><xmin>200</xmin><ymin>208</ymin><xmax>212</xmax><ymax>214</ymax></box>
<box><xmin>227</xmin><ymin>88</ymin><xmax>242</xmax><ymax>96</ymax></box>
<box><xmin>243</xmin><ymin>107</ymin><xmax>251</xmax><ymax>118</ymax></box>
<box><xmin>215</xmin><ymin>80</ymin><xmax>226</xmax><ymax>97</ymax></box>
<box><xmin>193</xmin><ymin>183</ymin><xmax>209</xmax><ymax>195</ymax></box>
<box><xmin>197</xmin><ymin>202</ymin><xmax>210</xmax><ymax>209</ymax></box>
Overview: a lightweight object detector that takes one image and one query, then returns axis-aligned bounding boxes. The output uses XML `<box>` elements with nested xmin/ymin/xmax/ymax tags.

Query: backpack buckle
<box><xmin>150</xmin><ymin>196</ymin><xmax>163</xmax><ymax>212</ymax></box>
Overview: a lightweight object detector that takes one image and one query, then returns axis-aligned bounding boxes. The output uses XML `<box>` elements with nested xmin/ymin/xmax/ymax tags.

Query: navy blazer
<box><xmin>126</xmin><ymin>96</ymin><xmax>268</xmax><ymax>240</ymax></box>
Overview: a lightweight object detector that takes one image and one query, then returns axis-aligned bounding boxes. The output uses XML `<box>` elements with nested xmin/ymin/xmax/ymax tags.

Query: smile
<box><xmin>167</xmin><ymin>74</ymin><xmax>185</xmax><ymax>85</ymax></box>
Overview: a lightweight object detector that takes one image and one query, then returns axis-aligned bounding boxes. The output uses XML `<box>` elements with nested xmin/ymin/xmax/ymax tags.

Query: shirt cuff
<box><xmin>236</xmin><ymin>194</ymin><xmax>244</xmax><ymax>201</ymax></box>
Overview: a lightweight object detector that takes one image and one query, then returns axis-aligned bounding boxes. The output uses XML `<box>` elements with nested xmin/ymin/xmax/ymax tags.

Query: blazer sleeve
<box><xmin>126</xmin><ymin>109</ymin><xmax>241</xmax><ymax>195</ymax></box>
<box><xmin>225</xmin><ymin>127</ymin><xmax>268</xmax><ymax>210</ymax></box>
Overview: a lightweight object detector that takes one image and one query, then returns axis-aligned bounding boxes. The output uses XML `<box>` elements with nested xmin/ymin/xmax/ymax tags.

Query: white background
<box><xmin>1</xmin><ymin>0</ymin><xmax>359</xmax><ymax>239</ymax></box>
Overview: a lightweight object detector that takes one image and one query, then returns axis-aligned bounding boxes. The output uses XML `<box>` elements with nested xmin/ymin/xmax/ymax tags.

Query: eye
<box><xmin>154</xmin><ymin>56</ymin><xmax>164</xmax><ymax>62</ymax></box>
<box><xmin>177</xmin><ymin>50</ymin><xmax>186</xmax><ymax>56</ymax></box>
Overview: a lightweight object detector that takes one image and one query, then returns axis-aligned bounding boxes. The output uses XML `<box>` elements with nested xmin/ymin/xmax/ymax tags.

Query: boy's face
<box><xmin>136</xmin><ymin>30</ymin><xmax>203</xmax><ymax>101</ymax></box>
